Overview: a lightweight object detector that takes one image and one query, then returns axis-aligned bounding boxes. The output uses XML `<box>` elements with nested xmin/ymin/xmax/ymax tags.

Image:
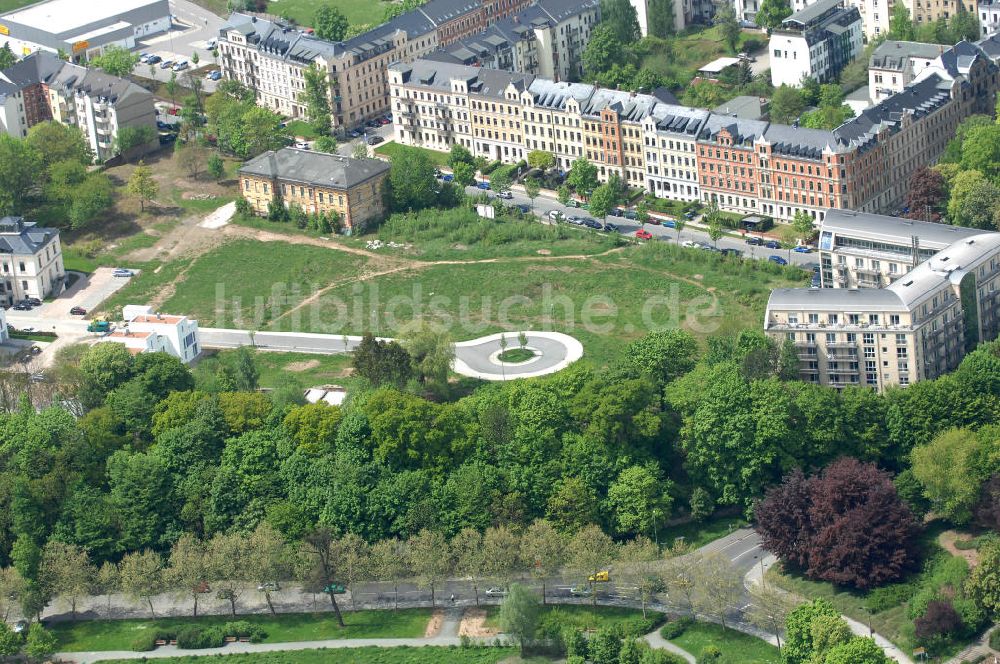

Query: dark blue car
<box><xmin>442</xmin><ymin>174</ymin><xmax>454</xmax><ymax>182</ymax></box>
<box><xmin>765</xmin><ymin>240</ymin><xmax>781</xmax><ymax>249</ymax></box>
<box><xmin>477</xmin><ymin>181</ymin><xmax>490</xmax><ymax>190</ymax></box>
<box><xmin>768</xmin><ymin>255</ymin><xmax>788</xmax><ymax>266</ymax></box>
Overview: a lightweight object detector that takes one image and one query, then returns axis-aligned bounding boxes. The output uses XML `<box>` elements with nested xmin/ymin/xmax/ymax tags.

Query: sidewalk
<box><xmin>745</xmin><ymin>554</ymin><xmax>914</xmax><ymax>664</ymax></box>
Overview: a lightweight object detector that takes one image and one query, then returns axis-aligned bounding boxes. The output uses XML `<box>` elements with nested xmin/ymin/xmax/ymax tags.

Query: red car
<box><xmin>635</xmin><ymin>229</ymin><xmax>653</xmax><ymax>240</ymax></box>
<box><xmin>70</xmin><ymin>306</ymin><xmax>87</xmax><ymax>315</ymax></box>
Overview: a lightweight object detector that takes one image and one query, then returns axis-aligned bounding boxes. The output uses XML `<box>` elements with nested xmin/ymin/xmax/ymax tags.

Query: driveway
<box><xmin>30</xmin><ymin>268</ymin><xmax>134</xmax><ymax>321</ymax></box>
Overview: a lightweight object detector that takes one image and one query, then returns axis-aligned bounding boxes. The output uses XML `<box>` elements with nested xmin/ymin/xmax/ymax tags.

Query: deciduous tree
<box><xmin>756</xmin><ymin>0</ymin><xmax>792</xmax><ymax>28</ymax></box>
<box><xmin>407</xmin><ymin>529</ymin><xmax>452</xmax><ymax>607</ymax></box>
<box><xmin>118</xmin><ymin>549</ymin><xmax>163</xmax><ymax>617</ymax></box>
<box><xmin>565</xmin><ymin>524</ymin><xmax>616</xmax><ymax>605</ymax></box>
<box><xmin>714</xmin><ymin>2</ymin><xmax>742</xmax><ymax>54</ymax></box>
<box><xmin>905</xmin><ymin>166</ymin><xmax>947</xmax><ymax>221</ymax></box>
<box><xmin>166</xmin><ymin>534</ymin><xmax>209</xmax><ymax>617</ymax></box>
<box><xmin>499</xmin><ymin>583</ymin><xmax>541</xmax><ymax>656</ymax></box>
<box><xmin>126</xmin><ymin>161</ymin><xmax>158</xmax><ymax>212</ymax></box>
<box><xmin>314</xmin><ymin>5</ymin><xmax>349</xmax><ymax>41</ymax></box>
<box><xmin>38</xmin><ymin>540</ymin><xmax>93</xmax><ymax>620</ymax></box>
<box><xmin>89</xmin><ymin>45</ymin><xmax>138</xmax><ymax>78</ymax></box>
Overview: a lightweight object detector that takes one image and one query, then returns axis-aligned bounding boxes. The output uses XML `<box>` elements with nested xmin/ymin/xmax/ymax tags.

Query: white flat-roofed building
<box><xmin>102</xmin><ymin>305</ymin><xmax>201</xmax><ymax>363</ymax></box>
<box><xmin>0</xmin><ymin>0</ymin><xmax>170</xmax><ymax>62</ymax></box>
<box><xmin>769</xmin><ymin>0</ymin><xmax>863</xmax><ymax>87</ymax></box>
<box><xmin>767</xmin><ymin>210</ymin><xmax>1000</xmax><ymax>391</ymax></box>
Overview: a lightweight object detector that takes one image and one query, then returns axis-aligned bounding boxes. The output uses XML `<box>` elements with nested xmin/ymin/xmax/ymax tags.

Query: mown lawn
<box><xmin>374</xmin><ymin>142</ymin><xmax>450</xmax><ymax>167</ymax></box>
<box><xmin>96</xmin><ymin>646</ymin><xmax>519</xmax><ymax>664</ymax></box>
<box><xmin>669</xmin><ymin>622</ymin><xmax>780</xmax><ymax>664</ymax></box>
<box><xmin>52</xmin><ymin>609</ymin><xmax>433</xmax><ymax>652</ymax></box>
<box><xmin>641</xmin><ymin>27</ymin><xmax>766</xmax><ymax>88</ymax></box>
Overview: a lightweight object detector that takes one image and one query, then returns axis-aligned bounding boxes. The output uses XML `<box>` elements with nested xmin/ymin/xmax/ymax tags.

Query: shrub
<box><xmin>222</xmin><ymin>620</ymin><xmax>266</xmax><ymax>642</ymax></box>
<box><xmin>698</xmin><ymin>645</ymin><xmax>722</xmax><ymax>663</ymax></box>
<box><xmin>660</xmin><ymin>616</ymin><xmax>694</xmax><ymax>639</ymax></box>
<box><xmin>175</xmin><ymin>625</ymin><xmax>223</xmax><ymax>649</ymax></box>
<box><xmin>953</xmin><ymin>538</ymin><xmax>979</xmax><ymax>550</ymax></box>
<box><xmin>619</xmin><ymin>613</ymin><xmax>666</xmax><ymax>637</ymax></box>
<box><xmin>563</xmin><ymin>627</ymin><xmax>588</xmax><ymax>658</ymax></box>
<box><xmin>914</xmin><ymin>600</ymin><xmax>963</xmax><ymax>641</ymax></box>
<box><xmin>864</xmin><ymin>582</ymin><xmax>918</xmax><ymax>612</ymax></box>
<box><xmin>130</xmin><ymin>632</ymin><xmax>158</xmax><ymax>652</ymax></box>
<box><xmin>989</xmin><ymin>627</ymin><xmax>1000</xmax><ymax>651</ymax></box>
<box><xmin>567</xmin><ymin>656</ymin><xmax>586</xmax><ymax>664</ymax></box>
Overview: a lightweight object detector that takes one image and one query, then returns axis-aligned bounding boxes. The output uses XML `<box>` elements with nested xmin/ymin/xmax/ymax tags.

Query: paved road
<box><xmin>199</xmin><ymin>328</ymin><xmax>583</xmax><ymax>381</ymax></box>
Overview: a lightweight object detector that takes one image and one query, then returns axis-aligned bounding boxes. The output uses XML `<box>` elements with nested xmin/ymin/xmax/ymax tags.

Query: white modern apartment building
<box><xmin>428</xmin><ymin>0</ymin><xmax>600</xmax><ymax>82</ymax></box>
<box><xmin>102</xmin><ymin>305</ymin><xmax>201</xmax><ymax>363</ymax></box>
<box><xmin>770</xmin><ymin>0</ymin><xmax>864</xmax><ymax>87</ymax></box>
<box><xmin>0</xmin><ymin>216</ymin><xmax>64</xmax><ymax>307</ymax></box>
<box><xmin>981</xmin><ymin>1</ymin><xmax>1000</xmax><ymax>36</ymax></box>
<box><xmin>0</xmin><ymin>51</ymin><xmax>156</xmax><ymax>160</ymax></box>
<box><xmin>0</xmin><ymin>0</ymin><xmax>169</xmax><ymax>62</ymax></box>
<box><xmin>868</xmin><ymin>40</ymin><xmax>946</xmax><ymax>101</ymax></box>
<box><xmin>629</xmin><ymin>0</ymin><xmax>694</xmax><ymax>35</ymax></box>
<box><xmin>766</xmin><ymin>210</ymin><xmax>1000</xmax><ymax>391</ymax></box>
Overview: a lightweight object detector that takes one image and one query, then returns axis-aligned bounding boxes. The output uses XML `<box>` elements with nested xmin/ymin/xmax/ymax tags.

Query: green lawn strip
<box><xmin>157</xmin><ymin>239</ymin><xmax>369</xmax><ymax>328</ymax></box>
<box><xmin>8</xmin><ymin>332</ymin><xmax>58</xmax><ymax>342</ymax></box>
<box><xmin>61</xmin><ymin>248</ymin><xmax>101</xmax><ymax>273</ymax></box>
<box><xmin>482</xmin><ymin>605</ymin><xmax>660</xmax><ymax>634</ymax></box>
<box><xmin>94</xmin><ymin>646</ymin><xmax>519</xmax><ymax>664</ymax></box>
<box><xmin>668</xmin><ymin>622</ymin><xmax>779</xmax><ymax>664</ymax></box>
<box><xmin>96</xmin><ymin>260</ymin><xmax>185</xmax><ymax>319</ymax></box>
<box><xmin>374</xmin><ymin>142</ymin><xmax>450</xmax><ymax>167</ymax></box>
<box><xmin>194</xmin><ymin>350</ymin><xmax>358</xmax><ymax>392</ymax></box>
<box><xmin>641</xmin><ymin>27</ymin><xmax>765</xmax><ymax>88</ymax></box>
<box><xmin>284</xmin><ymin>120</ymin><xmax>320</xmax><ymax>140</ymax></box>
<box><xmin>52</xmin><ymin>609</ymin><xmax>433</xmax><ymax>652</ymax></box>
<box><xmin>660</xmin><ymin>514</ymin><xmax>750</xmax><ymax>551</ymax></box>
<box><xmin>294</xmin><ymin>241</ymin><xmax>803</xmax><ymax>365</ymax></box>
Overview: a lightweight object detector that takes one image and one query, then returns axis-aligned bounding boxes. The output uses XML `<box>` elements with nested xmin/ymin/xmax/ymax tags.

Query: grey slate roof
<box><xmin>239</xmin><ymin>148</ymin><xmax>389</xmax><ymax>189</ymax></box>
<box><xmin>977</xmin><ymin>33</ymin><xmax>1000</xmax><ymax>60</ymax></box>
<box><xmin>833</xmin><ymin>73</ymin><xmax>952</xmax><ymax>147</ymax></box>
<box><xmin>712</xmin><ymin>95</ymin><xmax>767</xmax><ymax>120</ymax></box>
<box><xmin>870</xmin><ymin>40</ymin><xmax>946</xmax><ymax>71</ymax></box>
<box><xmin>0</xmin><ymin>51</ymin><xmax>150</xmax><ymax>107</ymax></box>
<box><xmin>0</xmin><ymin>217</ymin><xmax>59</xmax><ymax>256</ymax></box>
<box><xmin>782</xmin><ymin>0</ymin><xmax>843</xmax><ymax>27</ymax></box>
<box><xmin>698</xmin><ymin>114</ymin><xmax>769</xmax><ymax>144</ymax></box>
<box><xmin>763</xmin><ymin>124</ymin><xmax>837</xmax><ymax>157</ymax></box>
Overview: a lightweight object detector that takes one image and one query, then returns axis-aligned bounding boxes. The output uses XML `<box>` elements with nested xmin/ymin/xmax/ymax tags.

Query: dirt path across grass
<box><xmin>939</xmin><ymin>530</ymin><xmax>980</xmax><ymax>568</ymax></box>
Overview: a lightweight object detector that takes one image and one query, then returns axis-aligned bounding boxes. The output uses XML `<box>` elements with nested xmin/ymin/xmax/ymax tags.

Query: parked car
<box><xmin>146</xmin><ymin>55</ymin><xmax>162</xmax><ymax>65</ymax></box>
<box><xmin>745</xmin><ymin>236</ymin><xmax>763</xmax><ymax>246</ymax></box>
<box><xmin>764</xmin><ymin>240</ymin><xmax>781</xmax><ymax>249</ymax></box>
<box><xmin>12</xmin><ymin>621</ymin><xmax>26</xmax><ymax>634</ymax></box>
<box><xmin>294</xmin><ymin>141</ymin><xmax>311</xmax><ymax>150</ymax></box>
<box><xmin>367</xmin><ymin>136</ymin><xmax>384</xmax><ymax>146</ymax></box>
<box><xmin>379</xmin><ymin>117</ymin><xmax>391</xmax><ymax>125</ymax></box>
<box><xmin>793</xmin><ymin>245</ymin><xmax>813</xmax><ymax>253</ymax></box>
<box><xmin>70</xmin><ymin>306</ymin><xmax>87</xmax><ymax>315</ymax></box>
<box><xmin>206</xmin><ymin>37</ymin><xmax>218</xmax><ymax>49</ymax></box>
<box><xmin>681</xmin><ymin>240</ymin><xmax>699</xmax><ymax>248</ymax></box>
<box><xmin>738</xmin><ymin>51</ymin><xmax>756</xmax><ymax>62</ymax></box>
<box><xmin>662</xmin><ymin>219</ymin><xmax>676</xmax><ymax>228</ymax></box>
<box><xmin>769</xmin><ymin>255</ymin><xmax>788</xmax><ymax>266</ymax></box>
<box><xmin>12</xmin><ymin>303</ymin><xmax>30</xmax><ymax>311</ymax></box>
<box><xmin>683</xmin><ymin>211</ymin><xmax>697</xmax><ymax>219</ymax></box>
<box><xmin>87</xmin><ymin>320</ymin><xmax>111</xmax><ymax>333</ymax></box>
<box><xmin>547</xmin><ymin>210</ymin><xmax>564</xmax><ymax>221</ymax></box>
<box><xmin>623</xmin><ymin>209</ymin><xmax>638</xmax><ymax>220</ymax></box>
<box><xmin>160</xmin><ymin>59</ymin><xmax>174</xmax><ymax>69</ymax></box>
<box><xmin>612</xmin><ymin>207</ymin><xmax>625</xmax><ymax>217</ymax></box>
<box><xmin>497</xmin><ymin>190</ymin><xmax>513</xmax><ymax>199</ymax></box>
<box><xmin>349</xmin><ymin>130</ymin><xmax>361</xmax><ymax>138</ymax></box>
<box><xmin>139</xmin><ymin>53</ymin><xmax>150</xmax><ymax>63</ymax></box>
<box><xmin>565</xmin><ymin>215</ymin><xmax>583</xmax><ymax>225</ymax></box>
<box><xmin>477</xmin><ymin>181</ymin><xmax>491</xmax><ymax>190</ymax></box>
<box><xmin>208</xmin><ymin>70</ymin><xmax>222</xmax><ymax>81</ymax></box>
<box><xmin>635</xmin><ymin>229</ymin><xmax>653</xmax><ymax>240</ymax></box>
<box><xmin>588</xmin><ymin>570</ymin><xmax>610</xmax><ymax>583</ymax></box>
<box><xmin>159</xmin><ymin>132</ymin><xmax>177</xmax><ymax>145</ymax></box>
<box><xmin>257</xmin><ymin>582</ymin><xmax>280</xmax><ymax>592</ymax></box>
<box><xmin>441</xmin><ymin>173</ymin><xmax>454</xmax><ymax>182</ymax></box>
<box><xmin>811</xmin><ymin>275</ymin><xmax>821</xmax><ymax>288</ymax></box>
<box><xmin>721</xmin><ymin>247</ymin><xmax>742</xmax><ymax>257</ymax></box>
<box><xmin>365</xmin><ymin>119</ymin><xmax>380</xmax><ymax>128</ymax></box>
<box><xmin>516</xmin><ymin>204</ymin><xmax>530</xmax><ymax>213</ymax></box>
<box><xmin>582</xmin><ymin>218</ymin><xmax>602</xmax><ymax>229</ymax></box>
<box><xmin>603</xmin><ymin>222</ymin><xmax>620</xmax><ymax>233</ymax></box>
<box><xmin>484</xmin><ymin>587</ymin><xmax>507</xmax><ymax>598</ymax></box>
<box><xmin>29</xmin><ymin>346</ymin><xmax>41</xmax><ymax>355</ymax></box>
<box><xmin>23</xmin><ymin>297</ymin><xmax>41</xmax><ymax>306</ymax></box>
<box><xmin>113</xmin><ymin>268</ymin><xmax>134</xmax><ymax>277</ymax></box>
<box><xmin>172</xmin><ymin>60</ymin><xmax>189</xmax><ymax>72</ymax></box>
<box><xmin>569</xmin><ymin>585</ymin><xmax>593</xmax><ymax>597</ymax></box>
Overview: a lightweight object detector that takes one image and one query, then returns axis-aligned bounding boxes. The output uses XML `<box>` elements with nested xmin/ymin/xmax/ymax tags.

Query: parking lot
<box><xmin>132</xmin><ymin>0</ymin><xmax>226</xmax><ymax>92</ymax></box>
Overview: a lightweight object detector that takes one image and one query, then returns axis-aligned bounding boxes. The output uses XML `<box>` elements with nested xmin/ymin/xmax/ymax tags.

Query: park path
<box><xmin>643</xmin><ymin>628</ymin><xmax>696</xmax><ymax>663</ymax></box>
<box><xmin>745</xmin><ymin>554</ymin><xmax>913</xmax><ymax>664</ymax></box>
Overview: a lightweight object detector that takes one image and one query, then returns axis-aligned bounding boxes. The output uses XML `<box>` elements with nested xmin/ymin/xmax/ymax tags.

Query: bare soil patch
<box><xmin>939</xmin><ymin>530</ymin><xmax>980</xmax><ymax>567</ymax></box>
<box><xmin>459</xmin><ymin>608</ymin><xmax>500</xmax><ymax>638</ymax></box>
<box><xmin>285</xmin><ymin>360</ymin><xmax>321</xmax><ymax>372</ymax></box>
<box><xmin>424</xmin><ymin>609</ymin><xmax>445</xmax><ymax>638</ymax></box>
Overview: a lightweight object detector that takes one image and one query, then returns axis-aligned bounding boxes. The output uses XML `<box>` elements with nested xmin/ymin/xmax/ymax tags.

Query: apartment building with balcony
<box><xmin>0</xmin><ymin>216</ymin><xmax>64</xmax><ymax>307</ymax></box>
<box><xmin>869</xmin><ymin>40</ymin><xmax>946</xmax><ymax>102</ymax></box>
<box><xmin>766</xmin><ymin>214</ymin><xmax>1000</xmax><ymax>391</ymax></box>
<box><xmin>817</xmin><ymin>209</ymin><xmax>981</xmax><ymax>288</ymax></box>
<box><xmin>389</xmin><ymin>37</ymin><xmax>998</xmax><ymax>221</ymax></box>
<box><xmin>102</xmin><ymin>305</ymin><xmax>201</xmax><ymax>363</ymax></box>
<box><xmin>769</xmin><ymin>0</ymin><xmax>863</xmax><ymax>87</ymax></box>
<box><xmin>982</xmin><ymin>1</ymin><xmax>1000</xmax><ymax>36</ymax></box>
<box><xmin>218</xmin><ymin>0</ymin><xmax>533</xmax><ymax>133</ymax></box>
<box><xmin>0</xmin><ymin>51</ymin><xmax>155</xmax><ymax>160</ymax></box>
<box><xmin>239</xmin><ymin>147</ymin><xmax>390</xmax><ymax>232</ymax></box>
<box><xmin>426</xmin><ymin>0</ymin><xmax>600</xmax><ymax>82</ymax></box>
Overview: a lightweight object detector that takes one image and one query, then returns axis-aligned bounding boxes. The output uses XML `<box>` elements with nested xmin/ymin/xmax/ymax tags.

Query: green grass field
<box><xmin>374</xmin><ymin>142</ymin><xmax>450</xmax><ymax>167</ymax></box>
<box><xmin>154</xmin><ymin>239</ymin><xmax>370</xmax><ymax>329</ymax></box>
<box><xmin>52</xmin><ymin>609</ymin><xmax>433</xmax><ymax>652</ymax></box>
<box><xmin>669</xmin><ymin>622</ymin><xmax>780</xmax><ymax>664</ymax></box>
<box><xmin>641</xmin><ymin>27</ymin><xmax>766</xmax><ymax>88</ymax></box>
<box><xmin>194</xmin><ymin>349</ymin><xmax>357</xmax><ymax>392</ymax></box>
<box><xmin>95</xmin><ymin>646</ymin><xmax>519</xmax><ymax>664</ymax></box>
<box><xmin>301</xmin><ymin>242</ymin><xmax>805</xmax><ymax>366</ymax></box>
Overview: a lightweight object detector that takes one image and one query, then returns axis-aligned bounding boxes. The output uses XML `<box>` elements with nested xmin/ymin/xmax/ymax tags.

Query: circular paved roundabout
<box><xmin>452</xmin><ymin>331</ymin><xmax>583</xmax><ymax>381</ymax></box>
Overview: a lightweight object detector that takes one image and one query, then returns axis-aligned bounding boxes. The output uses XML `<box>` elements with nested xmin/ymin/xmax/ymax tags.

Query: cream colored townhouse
<box><xmin>0</xmin><ymin>217</ymin><xmax>64</xmax><ymax>307</ymax></box>
<box><xmin>640</xmin><ymin>108</ymin><xmax>709</xmax><ymax>202</ymax></box>
<box><xmin>766</xmin><ymin>211</ymin><xmax>1000</xmax><ymax>391</ymax></box>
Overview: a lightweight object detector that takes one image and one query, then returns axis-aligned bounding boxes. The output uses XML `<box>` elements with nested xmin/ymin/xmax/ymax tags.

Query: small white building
<box><xmin>0</xmin><ymin>216</ymin><xmax>64</xmax><ymax>307</ymax></box>
<box><xmin>980</xmin><ymin>1</ymin><xmax>1000</xmax><ymax>37</ymax></box>
<box><xmin>868</xmin><ymin>40</ymin><xmax>944</xmax><ymax>103</ymax></box>
<box><xmin>102</xmin><ymin>305</ymin><xmax>200</xmax><ymax>363</ymax></box>
<box><xmin>769</xmin><ymin>0</ymin><xmax>863</xmax><ymax>87</ymax></box>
